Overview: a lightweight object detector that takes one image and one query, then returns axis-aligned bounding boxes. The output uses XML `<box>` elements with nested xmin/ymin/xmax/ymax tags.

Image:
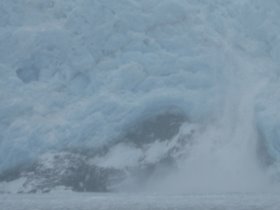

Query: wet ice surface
<box><xmin>1</xmin><ymin>193</ymin><xmax>280</xmax><ymax>210</ymax></box>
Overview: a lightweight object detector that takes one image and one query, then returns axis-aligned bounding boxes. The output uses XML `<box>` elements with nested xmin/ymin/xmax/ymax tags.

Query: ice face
<box><xmin>1</xmin><ymin>0</ymin><xmax>280</xmax><ymax>192</ymax></box>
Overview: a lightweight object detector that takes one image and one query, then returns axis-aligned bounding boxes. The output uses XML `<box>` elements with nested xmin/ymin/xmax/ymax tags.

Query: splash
<box><xmin>147</xmin><ymin>52</ymin><xmax>274</xmax><ymax>194</ymax></box>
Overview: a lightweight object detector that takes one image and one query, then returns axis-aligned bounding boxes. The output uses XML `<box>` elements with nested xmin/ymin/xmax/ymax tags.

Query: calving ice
<box><xmin>0</xmin><ymin>0</ymin><xmax>280</xmax><ymax>193</ymax></box>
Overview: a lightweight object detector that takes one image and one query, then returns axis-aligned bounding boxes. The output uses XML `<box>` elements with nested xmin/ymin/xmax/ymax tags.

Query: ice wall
<box><xmin>1</xmin><ymin>0</ymin><xmax>280</xmax><ymax>190</ymax></box>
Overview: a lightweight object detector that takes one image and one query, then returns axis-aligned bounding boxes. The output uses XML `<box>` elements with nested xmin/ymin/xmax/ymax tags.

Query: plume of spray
<box><xmin>146</xmin><ymin>50</ymin><xmax>276</xmax><ymax>194</ymax></box>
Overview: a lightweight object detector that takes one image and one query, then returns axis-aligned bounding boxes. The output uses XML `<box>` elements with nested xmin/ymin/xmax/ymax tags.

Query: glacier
<box><xmin>1</xmin><ymin>0</ymin><xmax>280</xmax><ymax>193</ymax></box>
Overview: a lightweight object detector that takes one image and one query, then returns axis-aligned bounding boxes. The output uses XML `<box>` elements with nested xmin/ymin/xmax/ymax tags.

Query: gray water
<box><xmin>1</xmin><ymin>193</ymin><xmax>280</xmax><ymax>210</ymax></box>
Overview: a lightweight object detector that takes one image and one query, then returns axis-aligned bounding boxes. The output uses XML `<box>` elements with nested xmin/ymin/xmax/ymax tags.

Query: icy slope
<box><xmin>1</xmin><ymin>0</ymin><xmax>280</xmax><ymax>192</ymax></box>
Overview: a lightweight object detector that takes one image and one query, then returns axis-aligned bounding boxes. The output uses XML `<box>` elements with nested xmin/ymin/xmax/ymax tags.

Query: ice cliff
<box><xmin>1</xmin><ymin>0</ymin><xmax>280</xmax><ymax>193</ymax></box>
